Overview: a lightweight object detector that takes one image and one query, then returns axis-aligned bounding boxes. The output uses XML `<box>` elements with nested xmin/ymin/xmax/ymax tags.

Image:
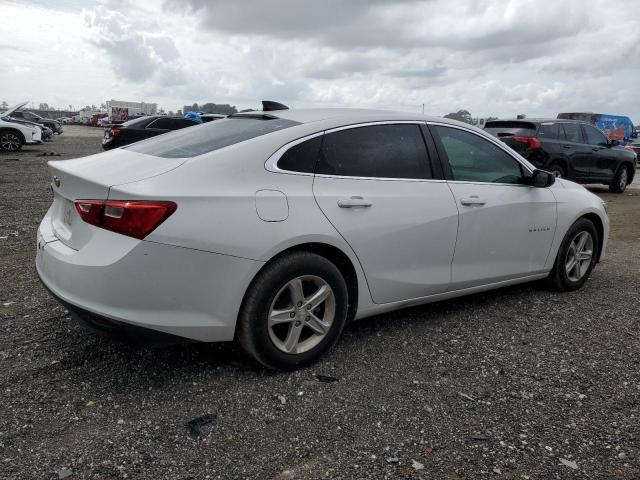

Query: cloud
<box><xmin>84</xmin><ymin>5</ymin><xmax>185</xmax><ymax>85</ymax></box>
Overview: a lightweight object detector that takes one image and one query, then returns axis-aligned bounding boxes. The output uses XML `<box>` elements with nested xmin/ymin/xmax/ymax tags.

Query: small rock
<box><xmin>117</xmin><ymin>419</ymin><xmax>124</xmax><ymax>425</ymax></box>
<box><xmin>85</xmin><ymin>401</ymin><xmax>95</xmax><ymax>407</ymax></box>
<box><xmin>412</xmin><ymin>460</ymin><xmax>424</xmax><ymax>470</ymax></box>
<box><xmin>559</xmin><ymin>458</ymin><xmax>578</xmax><ymax>470</ymax></box>
<box><xmin>277</xmin><ymin>395</ymin><xmax>286</xmax><ymax>405</ymax></box>
<box><xmin>57</xmin><ymin>468</ymin><xmax>73</xmax><ymax>479</ymax></box>
<box><xmin>493</xmin><ymin>468</ymin><xmax>502</xmax><ymax>474</ymax></box>
<box><xmin>386</xmin><ymin>457</ymin><xmax>399</xmax><ymax>464</ymax></box>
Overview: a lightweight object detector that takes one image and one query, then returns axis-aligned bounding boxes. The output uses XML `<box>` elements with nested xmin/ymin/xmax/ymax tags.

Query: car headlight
<box><xmin>601</xmin><ymin>201</ymin><xmax>608</xmax><ymax>213</ymax></box>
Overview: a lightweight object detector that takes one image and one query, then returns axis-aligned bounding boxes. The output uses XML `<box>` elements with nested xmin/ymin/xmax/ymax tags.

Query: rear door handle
<box><xmin>562</xmin><ymin>145</ymin><xmax>572</xmax><ymax>149</ymax></box>
<box><xmin>460</xmin><ymin>196</ymin><xmax>486</xmax><ymax>206</ymax></box>
<box><xmin>337</xmin><ymin>196</ymin><xmax>372</xmax><ymax>208</ymax></box>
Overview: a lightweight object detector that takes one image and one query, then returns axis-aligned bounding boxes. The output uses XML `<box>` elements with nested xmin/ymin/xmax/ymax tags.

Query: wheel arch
<box><xmin>580</xmin><ymin>212</ymin><xmax>605</xmax><ymax>262</ymax></box>
<box><xmin>621</xmin><ymin>160</ymin><xmax>636</xmax><ymax>184</ymax></box>
<box><xmin>548</xmin><ymin>158</ymin><xmax>568</xmax><ymax>176</ymax></box>
<box><xmin>240</xmin><ymin>242</ymin><xmax>361</xmax><ymax>330</ymax></box>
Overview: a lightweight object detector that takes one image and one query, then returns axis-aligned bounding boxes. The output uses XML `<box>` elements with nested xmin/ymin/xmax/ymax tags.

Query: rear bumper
<box><xmin>36</xmin><ymin>213</ymin><xmax>262</xmax><ymax>343</ymax></box>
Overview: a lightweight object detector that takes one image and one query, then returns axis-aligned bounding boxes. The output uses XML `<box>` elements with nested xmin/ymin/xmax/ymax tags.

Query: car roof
<box><xmin>232</xmin><ymin>107</ymin><xmax>477</xmax><ymax>129</ymax></box>
<box><xmin>487</xmin><ymin>118</ymin><xmax>586</xmax><ymax>124</ymax></box>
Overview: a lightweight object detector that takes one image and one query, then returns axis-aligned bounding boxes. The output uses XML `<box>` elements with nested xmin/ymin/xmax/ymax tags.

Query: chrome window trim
<box><xmin>265</xmin><ymin>120</ymin><xmax>442</xmax><ymax>182</ymax></box>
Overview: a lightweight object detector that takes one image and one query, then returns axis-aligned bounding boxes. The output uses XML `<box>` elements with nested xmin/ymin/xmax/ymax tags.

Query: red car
<box><xmin>90</xmin><ymin>113</ymin><xmax>108</xmax><ymax>127</ymax></box>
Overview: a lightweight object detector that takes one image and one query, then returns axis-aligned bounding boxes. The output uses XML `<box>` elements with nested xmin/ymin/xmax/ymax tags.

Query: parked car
<box><xmin>8</xmin><ymin>105</ymin><xmax>63</xmax><ymax>134</ymax></box>
<box><xmin>90</xmin><ymin>113</ymin><xmax>108</xmax><ymax>127</ymax></box>
<box><xmin>37</xmin><ymin>107</ymin><xmax>609</xmax><ymax>370</ymax></box>
<box><xmin>485</xmin><ymin>119</ymin><xmax>637</xmax><ymax>193</ymax></box>
<box><xmin>0</xmin><ymin>103</ymin><xmax>43</xmax><ymax>151</ymax></box>
<box><xmin>102</xmin><ymin>115</ymin><xmax>199</xmax><ymax>150</ymax></box>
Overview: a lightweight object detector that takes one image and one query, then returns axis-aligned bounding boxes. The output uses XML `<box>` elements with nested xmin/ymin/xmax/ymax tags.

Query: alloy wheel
<box><xmin>565</xmin><ymin>231</ymin><xmax>594</xmax><ymax>282</ymax></box>
<box><xmin>0</xmin><ymin>132</ymin><xmax>21</xmax><ymax>152</ymax></box>
<box><xmin>619</xmin><ymin>167</ymin><xmax>628</xmax><ymax>191</ymax></box>
<box><xmin>268</xmin><ymin>275</ymin><xmax>336</xmax><ymax>354</ymax></box>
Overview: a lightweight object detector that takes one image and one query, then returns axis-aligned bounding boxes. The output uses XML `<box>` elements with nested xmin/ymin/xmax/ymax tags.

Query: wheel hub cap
<box><xmin>268</xmin><ymin>275</ymin><xmax>336</xmax><ymax>354</ymax></box>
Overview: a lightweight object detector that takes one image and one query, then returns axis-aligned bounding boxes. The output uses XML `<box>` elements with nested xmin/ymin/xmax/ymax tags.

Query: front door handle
<box><xmin>460</xmin><ymin>196</ymin><xmax>486</xmax><ymax>206</ymax></box>
<box><xmin>338</xmin><ymin>196</ymin><xmax>372</xmax><ymax>208</ymax></box>
<box><xmin>562</xmin><ymin>145</ymin><xmax>571</xmax><ymax>149</ymax></box>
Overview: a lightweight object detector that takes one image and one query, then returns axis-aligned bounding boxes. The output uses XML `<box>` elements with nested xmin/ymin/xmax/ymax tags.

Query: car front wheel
<box><xmin>0</xmin><ymin>130</ymin><xmax>23</xmax><ymax>152</ymax></box>
<box><xmin>547</xmin><ymin>218</ymin><xmax>599</xmax><ymax>291</ymax></box>
<box><xmin>237</xmin><ymin>251</ymin><xmax>349</xmax><ymax>370</ymax></box>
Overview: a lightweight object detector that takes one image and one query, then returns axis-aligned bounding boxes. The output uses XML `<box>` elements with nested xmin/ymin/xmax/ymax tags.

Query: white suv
<box><xmin>0</xmin><ymin>102</ymin><xmax>43</xmax><ymax>151</ymax></box>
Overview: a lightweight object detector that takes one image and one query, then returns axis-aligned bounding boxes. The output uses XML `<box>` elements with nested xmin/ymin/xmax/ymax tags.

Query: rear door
<box><xmin>312</xmin><ymin>123</ymin><xmax>459</xmax><ymax>304</ymax></box>
<box><xmin>429</xmin><ymin>124</ymin><xmax>556</xmax><ymax>290</ymax></box>
<box><xmin>582</xmin><ymin>123</ymin><xmax>617</xmax><ymax>180</ymax></box>
<box><xmin>558</xmin><ymin>123</ymin><xmax>591</xmax><ymax>180</ymax></box>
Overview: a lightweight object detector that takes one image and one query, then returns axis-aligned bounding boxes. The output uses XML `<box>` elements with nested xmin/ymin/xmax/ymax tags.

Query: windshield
<box><xmin>125</xmin><ymin>116</ymin><xmax>300</xmax><ymax>158</ymax></box>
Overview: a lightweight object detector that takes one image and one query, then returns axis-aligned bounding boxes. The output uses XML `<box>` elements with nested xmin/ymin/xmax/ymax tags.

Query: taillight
<box><xmin>74</xmin><ymin>200</ymin><xmax>177</xmax><ymax>239</ymax></box>
<box><xmin>111</xmin><ymin>127</ymin><xmax>121</xmax><ymax>137</ymax></box>
<box><xmin>513</xmin><ymin>136</ymin><xmax>541</xmax><ymax>150</ymax></box>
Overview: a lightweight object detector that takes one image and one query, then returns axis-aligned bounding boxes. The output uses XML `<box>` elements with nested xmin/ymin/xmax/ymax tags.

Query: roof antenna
<box><xmin>262</xmin><ymin>101</ymin><xmax>289</xmax><ymax>112</ymax></box>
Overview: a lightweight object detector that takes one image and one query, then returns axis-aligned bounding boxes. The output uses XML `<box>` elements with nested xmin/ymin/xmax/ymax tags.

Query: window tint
<box><xmin>583</xmin><ymin>124</ymin><xmax>608</xmax><ymax>145</ymax></box>
<box><xmin>538</xmin><ymin>122</ymin><xmax>560</xmax><ymax>140</ymax></box>
<box><xmin>560</xmin><ymin>123</ymin><xmax>584</xmax><ymax>143</ymax></box>
<box><xmin>317</xmin><ymin>124</ymin><xmax>431</xmax><ymax>179</ymax></box>
<box><xmin>277</xmin><ymin>135</ymin><xmax>323</xmax><ymax>173</ymax></box>
<box><xmin>126</xmin><ymin>117</ymin><xmax>300</xmax><ymax>158</ymax></box>
<box><xmin>434</xmin><ymin>126</ymin><xmax>523</xmax><ymax>184</ymax></box>
<box><xmin>147</xmin><ymin>118</ymin><xmax>174</xmax><ymax>129</ymax></box>
<box><xmin>123</xmin><ymin>116</ymin><xmax>155</xmax><ymax>128</ymax></box>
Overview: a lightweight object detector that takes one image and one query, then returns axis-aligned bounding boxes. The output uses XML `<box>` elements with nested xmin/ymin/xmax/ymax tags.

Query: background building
<box><xmin>105</xmin><ymin>99</ymin><xmax>157</xmax><ymax>116</ymax></box>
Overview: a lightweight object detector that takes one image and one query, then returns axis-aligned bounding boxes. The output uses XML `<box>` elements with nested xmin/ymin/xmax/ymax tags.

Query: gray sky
<box><xmin>1</xmin><ymin>0</ymin><xmax>639</xmax><ymax>121</ymax></box>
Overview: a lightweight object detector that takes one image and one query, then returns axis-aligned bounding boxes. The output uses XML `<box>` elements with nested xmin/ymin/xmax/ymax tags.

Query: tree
<box><xmin>183</xmin><ymin>102</ymin><xmax>238</xmax><ymax>115</ymax></box>
<box><xmin>1</xmin><ymin>101</ymin><xmax>8</xmax><ymax>109</ymax></box>
<box><xmin>39</xmin><ymin>103</ymin><xmax>50</xmax><ymax>110</ymax></box>
<box><xmin>443</xmin><ymin>109</ymin><xmax>473</xmax><ymax>124</ymax></box>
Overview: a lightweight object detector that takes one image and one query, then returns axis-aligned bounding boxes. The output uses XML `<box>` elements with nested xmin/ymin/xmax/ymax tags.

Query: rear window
<box><xmin>126</xmin><ymin>116</ymin><xmax>300</xmax><ymax>158</ymax></box>
<box><xmin>122</xmin><ymin>117</ymin><xmax>155</xmax><ymax>128</ymax></box>
<box><xmin>484</xmin><ymin>121</ymin><xmax>537</xmax><ymax>138</ymax></box>
<box><xmin>538</xmin><ymin>122</ymin><xmax>560</xmax><ymax>139</ymax></box>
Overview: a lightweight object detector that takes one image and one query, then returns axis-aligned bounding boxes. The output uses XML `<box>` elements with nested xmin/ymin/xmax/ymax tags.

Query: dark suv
<box><xmin>485</xmin><ymin>119</ymin><xmax>637</xmax><ymax>193</ymax></box>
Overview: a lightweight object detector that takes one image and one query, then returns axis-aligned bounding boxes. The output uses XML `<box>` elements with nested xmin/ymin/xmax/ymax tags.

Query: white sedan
<box><xmin>36</xmin><ymin>105</ymin><xmax>609</xmax><ymax>369</ymax></box>
<box><xmin>0</xmin><ymin>102</ymin><xmax>43</xmax><ymax>151</ymax></box>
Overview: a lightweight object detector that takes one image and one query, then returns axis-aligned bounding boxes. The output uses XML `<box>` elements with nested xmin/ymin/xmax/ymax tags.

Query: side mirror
<box><xmin>531</xmin><ymin>169</ymin><xmax>555</xmax><ymax>188</ymax></box>
<box><xmin>609</xmin><ymin>139</ymin><xmax>620</xmax><ymax>147</ymax></box>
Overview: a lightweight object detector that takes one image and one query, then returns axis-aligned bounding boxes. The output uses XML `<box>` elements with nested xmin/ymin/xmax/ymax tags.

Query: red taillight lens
<box><xmin>110</xmin><ymin>128</ymin><xmax>120</xmax><ymax>137</ymax></box>
<box><xmin>75</xmin><ymin>200</ymin><xmax>177</xmax><ymax>239</ymax></box>
<box><xmin>512</xmin><ymin>136</ymin><xmax>541</xmax><ymax>150</ymax></box>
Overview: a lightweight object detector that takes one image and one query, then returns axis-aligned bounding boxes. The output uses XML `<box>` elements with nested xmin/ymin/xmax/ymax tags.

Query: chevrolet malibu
<box><xmin>36</xmin><ymin>106</ymin><xmax>609</xmax><ymax>370</ymax></box>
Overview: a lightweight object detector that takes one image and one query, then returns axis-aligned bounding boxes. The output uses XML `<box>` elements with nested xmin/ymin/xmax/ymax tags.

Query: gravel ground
<box><xmin>1</xmin><ymin>126</ymin><xmax>639</xmax><ymax>479</ymax></box>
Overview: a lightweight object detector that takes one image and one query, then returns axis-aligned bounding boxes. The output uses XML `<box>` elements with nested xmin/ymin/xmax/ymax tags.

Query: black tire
<box><xmin>547</xmin><ymin>218</ymin><xmax>599</xmax><ymax>292</ymax></box>
<box><xmin>609</xmin><ymin>164</ymin><xmax>629</xmax><ymax>193</ymax></box>
<box><xmin>237</xmin><ymin>251</ymin><xmax>349</xmax><ymax>370</ymax></box>
<box><xmin>0</xmin><ymin>129</ymin><xmax>24</xmax><ymax>152</ymax></box>
<box><xmin>548</xmin><ymin>162</ymin><xmax>566</xmax><ymax>179</ymax></box>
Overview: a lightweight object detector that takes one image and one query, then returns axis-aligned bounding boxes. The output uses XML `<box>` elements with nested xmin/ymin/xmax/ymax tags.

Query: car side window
<box><xmin>277</xmin><ymin>135</ymin><xmax>323</xmax><ymax>173</ymax></box>
<box><xmin>434</xmin><ymin>126</ymin><xmax>524</xmax><ymax>184</ymax></box>
<box><xmin>538</xmin><ymin>123</ymin><xmax>560</xmax><ymax>139</ymax></box>
<box><xmin>560</xmin><ymin>123</ymin><xmax>584</xmax><ymax>143</ymax></box>
<box><xmin>583</xmin><ymin>124</ymin><xmax>608</xmax><ymax>146</ymax></box>
<box><xmin>317</xmin><ymin>124</ymin><xmax>431</xmax><ymax>179</ymax></box>
<box><xmin>147</xmin><ymin>118</ymin><xmax>173</xmax><ymax>129</ymax></box>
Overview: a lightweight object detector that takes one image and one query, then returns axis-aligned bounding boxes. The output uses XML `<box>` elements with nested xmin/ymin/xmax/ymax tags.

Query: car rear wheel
<box><xmin>547</xmin><ymin>218</ymin><xmax>599</xmax><ymax>291</ymax></box>
<box><xmin>237</xmin><ymin>251</ymin><xmax>349</xmax><ymax>370</ymax></box>
<box><xmin>0</xmin><ymin>130</ymin><xmax>23</xmax><ymax>152</ymax></box>
<box><xmin>609</xmin><ymin>164</ymin><xmax>629</xmax><ymax>193</ymax></box>
<box><xmin>548</xmin><ymin>162</ymin><xmax>566</xmax><ymax>178</ymax></box>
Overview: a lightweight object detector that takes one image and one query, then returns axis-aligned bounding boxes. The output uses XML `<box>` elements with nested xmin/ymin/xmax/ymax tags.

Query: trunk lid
<box><xmin>47</xmin><ymin>148</ymin><xmax>185</xmax><ymax>250</ymax></box>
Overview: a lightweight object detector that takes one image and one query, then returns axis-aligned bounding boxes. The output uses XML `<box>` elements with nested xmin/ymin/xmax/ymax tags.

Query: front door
<box><xmin>312</xmin><ymin>123</ymin><xmax>459</xmax><ymax>304</ymax></box>
<box><xmin>430</xmin><ymin>124</ymin><xmax>557</xmax><ymax>290</ymax></box>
